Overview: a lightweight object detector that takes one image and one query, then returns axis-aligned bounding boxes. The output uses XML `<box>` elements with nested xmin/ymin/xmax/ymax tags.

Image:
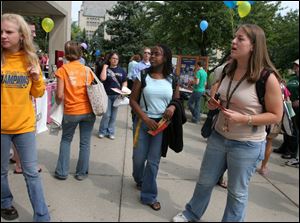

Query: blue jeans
<box><xmin>99</xmin><ymin>95</ymin><xmax>119</xmax><ymax>136</ymax></box>
<box><xmin>188</xmin><ymin>91</ymin><xmax>203</xmax><ymax>122</ymax></box>
<box><xmin>183</xmin><ymin>130</ymin><xmax>265</xmax><ymax>222</ymax></box>
<box><xmin>132</xmin><ymin>118</ymin><xmax>163</xmax><ymax>204</ymax></box>
<box><xmin>55</xmin><ymin>113</ymin><xmax>95</xmax><ymax>178</ymax></box>
<box><xmin>1</xmin><ymin>132</ymin><xmax>50</xmax><ymax>222</ymax></box>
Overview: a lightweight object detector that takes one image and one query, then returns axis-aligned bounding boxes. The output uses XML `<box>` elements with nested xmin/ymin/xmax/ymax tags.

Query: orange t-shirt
<box><xmin>55</xmin><ymin>61</ymin><xmax>93</xmax><ymax>115</ymax></box>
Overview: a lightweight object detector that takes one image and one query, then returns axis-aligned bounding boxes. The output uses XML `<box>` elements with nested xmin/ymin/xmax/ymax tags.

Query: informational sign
<box><xmin>179</xmin><ymin>57</ymin><xmax>197</xmax><ymax>89</ymax></box>
<box><xmin>173</xmin><ymin>55</ymin><xmax>209</xmax><ymax>91</ymax></box>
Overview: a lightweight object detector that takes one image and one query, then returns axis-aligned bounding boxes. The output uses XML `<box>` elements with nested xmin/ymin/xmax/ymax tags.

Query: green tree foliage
<box><xmin>27</xmin><ymin>1</ymin><xmax>299</xmax><ymax>75</ymax></box>
<box><xmin>71</xmin><ymin>21</ymin><xmax>84</xmax><ymax>42</ymax></box>
<box><xmin>24</xmin><ymin>16</ymin><xmax>47</xmax><ymax>52</ymax></box>
<box><xmin>143</xmin><ymin>1</ymin><xmax>299</xmax><ymax>73</ymax></box>
<box><xmin>269</xmin><ymin>10</ymin><xmax>299</xmax><ymax>75</ymax></box>
<box><xmin>104</xmin><ymin>1</ymin><xmax>147</xmax><ymax>65</ymax></box>
<box><xmin>88</xmin><ymin>23</ymin><xmax>111</xmax><ymax>62</ymax></box>
<box><xmin>144</xmin><ymin>1</ymin><xmax>233</xmax><ymax>56</ymax></box>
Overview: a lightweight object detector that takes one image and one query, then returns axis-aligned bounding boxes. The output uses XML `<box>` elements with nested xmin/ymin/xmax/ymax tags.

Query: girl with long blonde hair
<box><xmin>1</xmin><ymin>13</ymin><xmax>50</xmax><ymax>222</ymax></box>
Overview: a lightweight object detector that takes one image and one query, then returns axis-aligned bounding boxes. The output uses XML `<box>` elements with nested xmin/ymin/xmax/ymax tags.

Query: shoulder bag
<box><xmin>85</xmin><ymin>66</ymin><xmax>108</xmax><ymax>116</ymax></box>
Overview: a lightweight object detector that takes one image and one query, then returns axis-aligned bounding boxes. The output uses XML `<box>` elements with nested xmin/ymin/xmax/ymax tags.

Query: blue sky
<box><xmin>71</xmin><ymin>1</ymin><xmax>299</xmax><ymax>22</ymax></box>
<box><xmin>72</xmin><ymin>1</ymin><xmax>82</xmax><ymax>21</ymax></box>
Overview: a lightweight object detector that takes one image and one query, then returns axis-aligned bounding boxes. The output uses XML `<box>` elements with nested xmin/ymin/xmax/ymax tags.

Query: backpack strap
<box><xmin>256</xmin><ymin>68</ymin><xmax>272</xmax><ymax>112</ymax></box>
<box><xmin>220</xmin><ymin>63</ymin><xmax>229</xmax><ymax>83</ymax></box>
<box><xmin>140</xmin><ymin>68</ymin><xmax>150</xmax><ymax>111</ymax></box>
<box><xmin>140</xmin><ymin>68</ymin><xmax>150</xmax><ymax>89</ymax></box>
<box><xmin>171</xmin><ymin>74</ymin><xmax>178</xmax><ymax>92</ymax></box>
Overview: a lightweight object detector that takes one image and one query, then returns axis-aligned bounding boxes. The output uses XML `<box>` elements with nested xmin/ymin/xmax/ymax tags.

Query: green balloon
<box><xmin>238</xmin><ymin>1</ymin><xmax>251</xmax><ymax>18</ymax></box>
<box><xmin>42</xmin><ymin>18</ymin><xmax>54</xmax><ymax>33</ymax></box>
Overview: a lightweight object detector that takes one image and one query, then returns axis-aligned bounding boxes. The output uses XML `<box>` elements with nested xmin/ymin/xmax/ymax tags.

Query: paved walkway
<box><xmin>3</xmin><ymin>106</ymin><xmax>299</xmax><ymax>222</ymax></box>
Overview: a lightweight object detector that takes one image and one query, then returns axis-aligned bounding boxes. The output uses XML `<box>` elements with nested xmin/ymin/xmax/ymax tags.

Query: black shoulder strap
<box><xmin>141</xmin><ymin>68</ymin><xmax>150</xmax><ymax>89</ymax></box>
<box><xmin>255</xmin><ymin>68</ymin><xmax>272</xmax><ymax>111</ymax></box>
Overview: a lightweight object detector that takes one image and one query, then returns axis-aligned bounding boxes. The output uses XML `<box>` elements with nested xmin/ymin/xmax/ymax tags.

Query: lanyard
<box><xmin>225</xmin><ymin>73</ymin><xmax>247</xmax><ymax>109</ymax></box>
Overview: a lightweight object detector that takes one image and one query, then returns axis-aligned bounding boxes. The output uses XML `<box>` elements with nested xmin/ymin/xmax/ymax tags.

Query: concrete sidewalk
<box><xmin>3</xmin><ymin>106</ymin><xmax>299</xmax><ymax>222</ymax></box>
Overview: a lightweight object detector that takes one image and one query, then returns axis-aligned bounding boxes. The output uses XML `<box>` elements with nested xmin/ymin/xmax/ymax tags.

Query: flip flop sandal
<box><xmin>217</xmin><ymin>181</ymin><xmax>228</xmax><ymax>189</ymax></box>
<box><xmin>148</xmin><ymin>201</ymin><xmax>161</xmax><ymax>211</ymax></box>
<box><xmin>13</xmin><ymin>167</ymin><xmax>23</xmax><ymax>174</ymax></box>
<box><xmin>13</xmin><ymin>167</ymin><xmax>42</xmax><ymax>174</ymax></box>
<box><xmin>257</xmin><ymin>167</ymin><xmax>269</xmax><ymax>176</ymax></box>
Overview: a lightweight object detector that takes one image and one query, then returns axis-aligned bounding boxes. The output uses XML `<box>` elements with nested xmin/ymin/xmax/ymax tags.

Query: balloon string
<box><xmin>230</xmin><ymin>9</ymin><xmax>234</xmax><ymax>37</ymax></box>
<box><xmin>45</xmin><ymin>33</ymin><xmax>48</xmax><ymax>53</ymax></box>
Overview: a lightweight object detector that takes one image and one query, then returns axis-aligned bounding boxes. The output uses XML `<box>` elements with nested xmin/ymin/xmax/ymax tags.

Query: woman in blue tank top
<box><xmin>130</xmin><ymin>44</ymin><xmax>180</xmax><ymax>211</ymax></box>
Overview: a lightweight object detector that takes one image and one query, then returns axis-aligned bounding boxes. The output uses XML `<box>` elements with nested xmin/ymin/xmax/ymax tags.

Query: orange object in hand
<box><xmin>148</xmin><ymin>119</ymin><xmax>170</xmax><ymax>136</ymax></box>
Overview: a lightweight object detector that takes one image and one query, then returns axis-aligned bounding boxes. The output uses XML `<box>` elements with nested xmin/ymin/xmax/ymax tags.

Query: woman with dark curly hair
<box><xmin>130</xmin><ymin>44</ymin><xmax>180</xmax><ymax>211</ymax></box>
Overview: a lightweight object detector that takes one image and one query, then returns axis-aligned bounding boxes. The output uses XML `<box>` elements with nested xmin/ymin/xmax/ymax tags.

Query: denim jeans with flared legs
<box><xmin>132</xmin><ymin>118</ymin><xmax>163</xmax><ymax>204</ymax></box>
<box><xmin>1</xmin><ymin>132</ymin><xmax>50</xmax><ymax>222</ymax></box>
<box><xmin>182</xmin><ymin>130</ymin><xmax>265</xmax><ymax>222</ymax></box>
<box><xmin>55</xmin><ymin>113</ymin><xmax>95</xmax><ymax>178</ymax></box>
<box><xmin>99</xmin><ymin>95</ymin><xmax>119</xmax><ymax>136</ymax></box>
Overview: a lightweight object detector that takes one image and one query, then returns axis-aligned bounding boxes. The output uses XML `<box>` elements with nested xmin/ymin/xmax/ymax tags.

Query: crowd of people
<box><xmin>1</xmin><ymin>13</ymin><xmax>299</xmax><ymax>222</ymax></box>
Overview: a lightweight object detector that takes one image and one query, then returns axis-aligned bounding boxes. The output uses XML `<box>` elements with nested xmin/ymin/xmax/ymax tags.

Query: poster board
<box><xmin>179</xmin><ymin>56</ymin><xmax>198</xmax><ymax>89</ymax></box>
<box><xmin>174</xmin><ymin>55</ymin><xmax>209</xmax><ymax>89</ymax></box>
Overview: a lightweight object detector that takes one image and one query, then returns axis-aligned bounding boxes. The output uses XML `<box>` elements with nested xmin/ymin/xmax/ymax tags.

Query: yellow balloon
<box><xmin>42</xmin><ymin>18</ymin><xmax>54</xmax><ymax>33</ymax></box>
<box><xmin>237</xmin><ymin>1</ymin><xmax>243</xmax><ymax>6</ymax></box>
<box><xmin>238</xmin><ymin>1</ymin><xmax>251</xmax><ymax>18</ymax></box>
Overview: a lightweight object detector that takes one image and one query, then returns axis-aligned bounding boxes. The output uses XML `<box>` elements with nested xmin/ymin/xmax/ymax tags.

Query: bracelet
<box><xmin>247</xmin><ymin>115</ymin><xmax>253</xmax><ymax>126</ymax></box>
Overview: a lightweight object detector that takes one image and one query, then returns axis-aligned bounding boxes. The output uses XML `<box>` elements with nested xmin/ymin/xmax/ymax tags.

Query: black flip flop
<box><xmin>148</xmin><ymin>201</ymin><xmax>161</xmax><ymax>211</ymax></box>
<box><xmin>217</xmin><ymin>181</ymin><xmax>227</xmax><ymax>189</ymax></box>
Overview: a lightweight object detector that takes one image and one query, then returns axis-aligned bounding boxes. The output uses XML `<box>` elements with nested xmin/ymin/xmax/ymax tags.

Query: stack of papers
<box><xmin>148</xmin><ymin>119</ymin><xmax>170</xmax><ymax>136</ymax></box>
<box><xmin>111</xmin><ymin>86</ymin><xmax>131</xmax><ymax>95</ymax></box>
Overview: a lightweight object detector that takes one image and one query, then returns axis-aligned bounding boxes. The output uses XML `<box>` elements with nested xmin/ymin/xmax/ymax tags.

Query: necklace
<box><xmin>222</xmin><ymin>72</ymin><xmax>247</xmax><ymax>132</ymax></box>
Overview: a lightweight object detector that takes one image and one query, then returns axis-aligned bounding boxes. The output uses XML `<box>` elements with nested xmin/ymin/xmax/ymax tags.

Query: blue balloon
<box><xmin>95</xmin><ymin>49</ymin><xmax>101</xmax><ymax>56</ymax></box>
<box><xmin>248</xmin><ymin>1</ymin><xmax>255</xmax><ymax>5</ymax></box>
<box><xmin>200</xmin><ymin>20</ymin><xmax>208</xmax><ymax>32</ymax></box>
<box><xmin>223</xmin><ymin>1</ymin><xmax>237</xmax><ymax>9</ymax></box>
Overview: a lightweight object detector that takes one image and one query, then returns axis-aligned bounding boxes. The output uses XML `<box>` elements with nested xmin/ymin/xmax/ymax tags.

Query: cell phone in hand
<box><xmin>204</xmin><ymin>92</ymin><xmax>225</xmax><ymax>111</ymax></box>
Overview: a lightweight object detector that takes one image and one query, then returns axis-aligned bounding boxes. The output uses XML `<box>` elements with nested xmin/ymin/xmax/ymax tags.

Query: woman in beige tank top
<box><xmin>173</xmin><ymin>24</ymin><xmax>283</xmax><ymax>222</ymax></box>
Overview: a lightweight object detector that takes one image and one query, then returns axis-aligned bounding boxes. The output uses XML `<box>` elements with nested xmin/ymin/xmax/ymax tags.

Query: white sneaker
<box><xmin>285</xmin><ymin>158</ymin><xmax>299</xmax><ymax>168</ymax></box>
<box><xmin>108</xmin><ymin>135</ymin><xmax>115</xmax><ymax>140</ymax></box>
<box><xmin>98</xmin><ymin>134</ymin><xmax>105</xmax><ymax>139</ymax></box>
<box><xmin>172</xmin><ymin>212</ymin><xmax>189</xmax><ymax>222</ymax></box>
